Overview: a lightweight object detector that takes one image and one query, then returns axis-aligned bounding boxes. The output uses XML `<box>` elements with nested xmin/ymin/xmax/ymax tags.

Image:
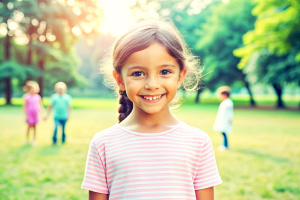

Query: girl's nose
<box><xmin>145</xmin><ymin>76</ymin><xmax>160</xmax><ymax>90</ymax></box>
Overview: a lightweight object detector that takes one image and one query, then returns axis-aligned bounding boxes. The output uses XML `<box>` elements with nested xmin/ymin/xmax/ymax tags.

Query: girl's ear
<box><xmin>113</xmin><ymin>70</ymin><xmax>125</xmax><ymax>91</ymax></box>
<box><xmin>177</xmin><ymin>69</ymin><xmax>187</xmax><ymax>89</ymax></box>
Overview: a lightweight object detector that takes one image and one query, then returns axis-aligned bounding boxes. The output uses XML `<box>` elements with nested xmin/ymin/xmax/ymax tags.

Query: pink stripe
<box><xmin>111</xmin><ymin>182</ymin><xmax>194</xmax><ymax>190</ymax></box>
<box><xmin>106</xmin><ymin>154</ymin><xmax>198</xmax><ymax>166</ymax></box>
<box><xmin>108</xmin><ymin>162</ymin><xmax>196</xmax><ymax>174</ymax></box>
<box><xmin>104</xmin><ymin>139</ymin><xmax>204</xmax><ymax>151</ymax></box>
<box><xmin>107</xmin><ymin>167</ymin><xmax>191</xmax><ymax>177</ymax></box>
<box><xmin>110</xmin><ymin>191</ymin><xmax>195</xmax><ymax>199</ymax></box>
<box><xmin>86</xmin><ymin>171</ymin><xmax>106</xmax><ymax>179</ymax></box>
<box><xmin>107</xmin><ymin>172</ymin><xmax>191</xmax><ymax>185</ymax></box>
<box><xmin>86</xmin><ymin>166</ymin><xmax>104</xmax><ymax>175</ymax></box>
<box><xmin>82</xmin><ymin>184</ymin><xmax>108</xmax><ymax>194</ymax></box>
<box><xmin>108</xmin><ymin>177</ymin><xmax>191</xmax><ymax>187</ymax></box>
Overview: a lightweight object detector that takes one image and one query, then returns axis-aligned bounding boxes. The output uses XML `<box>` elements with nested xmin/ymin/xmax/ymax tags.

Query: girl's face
<box><xmin>28</xmin><ymin>86</ymin><xmax>35</xmax><ymax>94</ymax></box>
<box><xmin>114</xmin><ymin>42</ymin><xmax>186</xmax><ymax>116</ymax></box>
<box><xmin>56</xmin><ymin>87</ymin><xmax>65</xmax><ymax>95</ymax></box>
<box><xmin>218</xmin><ymin>93</ymin><xmax>227</xmax><ymax>101</ymax></box>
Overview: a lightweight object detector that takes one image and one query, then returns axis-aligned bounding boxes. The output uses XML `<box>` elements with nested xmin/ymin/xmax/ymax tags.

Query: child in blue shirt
<box><xmin>45</xmin><ymin>82</ymin><xmax>72</xmax><ymax>144</ymax></box>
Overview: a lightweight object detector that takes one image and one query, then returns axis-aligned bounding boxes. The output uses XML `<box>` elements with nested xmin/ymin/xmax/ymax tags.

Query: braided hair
<box><xmin>118</xmin><ymin>90</ymin><xmax>133</xmax><ymax>122</ymax></box>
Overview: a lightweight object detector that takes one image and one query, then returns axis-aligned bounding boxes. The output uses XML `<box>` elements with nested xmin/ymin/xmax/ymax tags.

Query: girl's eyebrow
<box><xmin>127</xmin><ymin>65</ymin><xmax>143</xmax><ymax>70</ymax></box>
<box><xmin>128</xmin><ymin>64</ymin><xmax>176</xmax><ymax>70</ymax></box>
<box><xmin>160</xmin><ymin>64</ymin><xmax>177</xmax><ymax>68</ymax></box>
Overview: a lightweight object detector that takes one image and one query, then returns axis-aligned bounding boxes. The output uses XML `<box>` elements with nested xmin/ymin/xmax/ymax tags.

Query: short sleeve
<box><xmin>194</xmin><ymin>134</ymin><xmax>222</xmax><ymax>190</ymax></box>
<box><xmin>81</xmin><ymin>139</ymin><xmax>109</xmax><ymax>194</ymax></box>
<box><xmin>37</xmin><ymin>94</ymin><xmax>41</xmax><ymax>101</ymax></box>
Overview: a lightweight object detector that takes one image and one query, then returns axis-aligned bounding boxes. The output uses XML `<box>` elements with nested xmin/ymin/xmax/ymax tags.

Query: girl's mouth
<box><xmin>141</xmin><ymin>94</ymin><xmax>164</xmax><ymax>101</ymax></box>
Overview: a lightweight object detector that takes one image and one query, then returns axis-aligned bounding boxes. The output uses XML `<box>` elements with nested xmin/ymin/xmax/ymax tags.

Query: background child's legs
<box><xmin>32</xmin><ymin>125</ymin><xmax>36</xmax><ymax>145</ymax></box>
<box><xmin>61</xmin><ymin>119</ymin><xmax>67</xmax><ymax>143</ymax></box>
<box><xmin>53</xmin><ymin>119</ymin><xmax>60</xmax><ymax>144</ymax></box>
<box><xmin>26</xmin><ymin>125</ymin><xmax>31</xmax><ymax>143</ymax></box>
<box><xmin>221</xmin><ymin>132</ymin><xmax>228</xmax><ymax>148</ymax></box>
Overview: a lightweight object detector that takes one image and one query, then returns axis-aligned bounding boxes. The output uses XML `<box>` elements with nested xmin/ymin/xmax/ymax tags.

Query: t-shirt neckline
<box><xmin>115</xmin><ymin>121</ymin><xmax>184</xmax><ymax>137</ymax></box>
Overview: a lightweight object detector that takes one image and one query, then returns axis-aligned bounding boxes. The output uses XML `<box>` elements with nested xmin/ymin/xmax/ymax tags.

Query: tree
<box><xmin>234</xmin><ymin>0</ymin><xmax>300</xmax><ymax>108</ymax></box>
<box><xmin>0</xmin><ymin>0</ymin><xmax>103</xmax><ymax>104</ymax></box>
<box><xmin>0</xmin><ymin>0</ymin><xmax>18</xmax><ymax>104</ymax></box>
<box><xmin>235</xmin><ymin>0</ymin><xmax>300</xmax><ymax>69</ymax></box>
<box><xmin>194</xmin><ymin>0</ymin><xmax>257</xmax><ymax>106</ymax></box>
<box><xmin>244</xmin><ymin>49</ymin><xmax>300</xmax><ymax>108</ymax></box>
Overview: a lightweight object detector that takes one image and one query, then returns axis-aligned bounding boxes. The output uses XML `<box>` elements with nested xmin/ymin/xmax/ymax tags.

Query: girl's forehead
<box><xmin>123</xmin><ymin>42</ymin><xmax>179</xmax><ymax>68</ymax></box>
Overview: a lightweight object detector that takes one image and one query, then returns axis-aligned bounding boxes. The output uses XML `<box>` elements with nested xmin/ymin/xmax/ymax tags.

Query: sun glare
<box><xmin>98</xmin><ymin>0</ymin><xmax>136</xmax><ymax>37</ymax></box>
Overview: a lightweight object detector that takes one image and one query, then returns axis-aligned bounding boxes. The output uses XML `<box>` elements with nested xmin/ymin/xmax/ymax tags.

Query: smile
<box><xmin>141</xmin><ymin>94</ymin><xmax>164</xmax><ymax>101</ymax></box>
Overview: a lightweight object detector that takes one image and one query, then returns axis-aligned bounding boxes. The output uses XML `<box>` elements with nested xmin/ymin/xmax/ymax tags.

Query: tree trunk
<box><xmin>26</xmin><ymin>25</ymin><xmax>34</xmax><ymax>66</ymax></box>
<box><xmin>4</xmin><ymin>32</ymin><xmax>12</xmax><ymax>105</ymax></box>
<box><xmin>26</xmin><ymin>25</ymin><xmax>34</xmax><ymax>81</ymax></box>
<box><xmin>195</xmin><ymin>88</ymin><xmax>203</xmax><ymax>103</ymax></box>
<box><xmin>272</xmin><ymin>83</ymin><xmax>284</xmax><ymax>108</ymax></box>
<box><xmin>4</xmin><ymin>78</ymin><xmax>12</xmax><ymax>105</ymax></box>
<box><xmin>243</xmin><ymin>80</ymin><xmax>256</xmax><ymax>107</ymax></box>
<box><xmin>38</xmin><ymin>59</ymin><xmax>45</xmax><ymax>98</ymax></box>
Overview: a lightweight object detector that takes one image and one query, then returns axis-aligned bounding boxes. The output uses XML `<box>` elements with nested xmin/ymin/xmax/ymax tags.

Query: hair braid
<box><xmin>118</xmin><ymin>90</ymin><xmax>133</xmax><ymax>122</ymax></box>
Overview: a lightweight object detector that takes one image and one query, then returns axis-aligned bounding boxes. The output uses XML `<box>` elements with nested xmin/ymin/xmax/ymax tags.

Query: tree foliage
<box><xmin>234</xmin><ymin>0</ymin><xmax>300</xmax><ymax>69</ymax></box>
<box><xmin>195</xmin><ymin>0</ymin><xmax>255</xmax><ymax>89</ymax></box>
<box><xmin>0</xmin><ymin>0</ymin><xmax>103</xmax><ymax>102</ymax></box>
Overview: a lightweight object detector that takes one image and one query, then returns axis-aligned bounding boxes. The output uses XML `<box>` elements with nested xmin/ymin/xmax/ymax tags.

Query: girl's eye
<box><xmin>160</xmin><ymin>69</ymin><xmax>171</xmax><ymax>75</ymax></box>
<box><xmin>131</xmin><ymin>71</ymin><xmax>145</xmax><ymax>77</ymax></box>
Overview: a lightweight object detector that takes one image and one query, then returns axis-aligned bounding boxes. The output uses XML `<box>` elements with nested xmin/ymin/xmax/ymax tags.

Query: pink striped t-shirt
<box><xmin>82</xmin><ymin>122</ymin><xmax>222</xmax><ymax>200</ymax></box>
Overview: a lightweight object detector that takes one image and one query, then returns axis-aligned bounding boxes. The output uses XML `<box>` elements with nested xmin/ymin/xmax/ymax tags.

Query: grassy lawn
<box><xmin>0</xmin><ymin>98</ymin><xmax>299</xmax><ymax>200</ymax></box>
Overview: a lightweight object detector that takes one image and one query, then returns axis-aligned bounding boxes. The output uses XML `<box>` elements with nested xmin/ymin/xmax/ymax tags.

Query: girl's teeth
<box><xmin>143</xmin><ymin>95</ymin><xmax>162</xmax><ymax>100</ymax></box>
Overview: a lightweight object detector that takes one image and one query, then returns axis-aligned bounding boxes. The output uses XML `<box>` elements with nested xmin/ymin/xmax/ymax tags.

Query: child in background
<box><xmin>82</xmin><ymin>20</ymin><xmax>222</xmax><ymax>200</ymax></box>
<box><xmin>213</xmin><ymin>86</ymin><xmax>234</xmax><ymax>151</ymax></box>
<box><xmin>23</xmin><ymin>81</ymin><xmax>45</xmax><ymax>145</ymax></box>
<box><xmin>45</xmin><ymin>82</ymin><xmax>72</xmax><ymax>145</ymax></box>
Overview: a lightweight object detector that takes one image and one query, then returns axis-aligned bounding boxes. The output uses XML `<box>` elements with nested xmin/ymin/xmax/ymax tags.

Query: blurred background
<box><xmin>0</xmin><ymin>0</ymin><xmax>299</xmax><ymax>200</ymax></box>
<box><xmin>0</xmin><ymin>0</ymin><xmax>299</xmax><ymax>107</ymax></box>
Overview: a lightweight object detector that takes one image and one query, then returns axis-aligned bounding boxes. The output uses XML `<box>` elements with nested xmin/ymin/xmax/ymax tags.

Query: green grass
<box><xmin>0</xmin><ymin>98</ymin><xmax>299</xmax><ymax>200</ymax></box>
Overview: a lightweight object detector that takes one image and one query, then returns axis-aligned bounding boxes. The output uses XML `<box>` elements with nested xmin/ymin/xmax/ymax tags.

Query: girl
<box><xmin>23</xmin><ymin>81</ymin><xmax>45</xmax><ymax>145</ymax></box>
<box><xmin>82</xmin><ymin>20</ymin><xmax>222</xmax><ymax>200</ymax></box>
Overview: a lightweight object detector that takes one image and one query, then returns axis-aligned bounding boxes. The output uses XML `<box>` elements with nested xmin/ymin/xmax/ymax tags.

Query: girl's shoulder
<box><xmin>177</xmin><ymin>122</ymin><xmax>209</xmax><ymax>140</ymax></box>
<box><xmin>34</xmin><ymin>94</ymin><xmax>41</xmax><ymax>100</ymax></box>
<box><xmin>91</xmin><ymin>124</ymin><xmax>120</xmax><ymax>144</ymax></box>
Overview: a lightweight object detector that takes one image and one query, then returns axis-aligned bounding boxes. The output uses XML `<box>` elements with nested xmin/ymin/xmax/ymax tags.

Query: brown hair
<box><xmin>23</xmin><ymin>80</ymin><xmax>40</xmax><ymax>94</ymax></box>
<box><xmin>102</xmin><ymin>20</ymin><xmax>201</xmax><ymax>122</ymax></box>
<box><xmin>217</xmin><ymin>86</ymin><xmax>231</xmax><ymax>97</ymax></box>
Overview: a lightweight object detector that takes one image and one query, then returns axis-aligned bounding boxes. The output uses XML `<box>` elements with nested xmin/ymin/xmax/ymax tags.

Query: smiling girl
<box><xmin>82</xmin><ymin>20</ymin><xmax>222</xmax><ymax>200</ymax></box>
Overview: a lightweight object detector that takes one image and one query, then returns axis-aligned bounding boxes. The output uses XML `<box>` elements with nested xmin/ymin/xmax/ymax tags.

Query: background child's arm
<box><xmin>195</xmin><ymin>187</ymin><xmax>214</xmax><ymax>200</ymax></box>
<box><xmin>39</xmin><ymin>100</ymin><xmax>46</xmax><ymax>114</ymax></box>
<box><xmin>44</xmin><ymin>105</ymin><xmax>53</xmax><ymax>120</ymax></box>
<box><xmin>89</xmin><ymin>191</ymin><xmax>108</xmax><ymax>200</ymax></box>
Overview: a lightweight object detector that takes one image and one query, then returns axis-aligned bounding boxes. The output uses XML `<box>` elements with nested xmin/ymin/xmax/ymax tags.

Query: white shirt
<box><xmin>213</xmin><ymin>98</ymin><xmax>234</xmax><ymax>133</ymax></box>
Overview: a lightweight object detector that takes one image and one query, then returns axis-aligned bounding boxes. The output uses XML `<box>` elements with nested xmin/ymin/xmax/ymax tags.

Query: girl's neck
<box><xmin>120</xmin><ymin>107</ymin><xmax>180</xmax><ymax>133</ymax></box>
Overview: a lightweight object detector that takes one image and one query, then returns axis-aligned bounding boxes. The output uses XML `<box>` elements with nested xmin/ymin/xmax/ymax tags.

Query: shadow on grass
<box><xmin>14</xmin><ymin>144</ymin><xmax>32</xmax><ymax>157</ymax></box>
<box><xmin>38</xmin><ymin>145</ymin><xmax>63</xmax><ymax>156</ymax></box>
<box><xmin>14</xmin><ymin>144</ymin><xmax>63</xmax><ymax>157</ymax></box>
<box><xmin>233</xmin><ymin>149</ymin><xmax>288</xmax><ymax>163</ymax></box>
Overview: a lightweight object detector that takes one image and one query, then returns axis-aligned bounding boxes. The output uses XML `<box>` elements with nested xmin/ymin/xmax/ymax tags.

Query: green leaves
<box><xmin>235</xmin><ymin>0</ymin><xmax>300</xmax><ymax>69</ymax></box>
<box><xmin>0</xmin><ymin>61</ymin><xmax>40</xmax><ymax>80</ymax></box>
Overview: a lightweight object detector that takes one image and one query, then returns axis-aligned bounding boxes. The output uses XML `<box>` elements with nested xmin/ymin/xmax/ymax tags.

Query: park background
<box><xmin>0</xmin><ymin>0</ymin><xmax>299</xmax><ymax>199</ymax></box>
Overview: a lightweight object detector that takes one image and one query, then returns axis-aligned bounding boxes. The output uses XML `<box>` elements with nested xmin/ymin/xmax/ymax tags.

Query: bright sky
<box><xmin>98</xmin><ymin>0</ymin><xmax>137</xmax><ymax>36</ymax></box>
